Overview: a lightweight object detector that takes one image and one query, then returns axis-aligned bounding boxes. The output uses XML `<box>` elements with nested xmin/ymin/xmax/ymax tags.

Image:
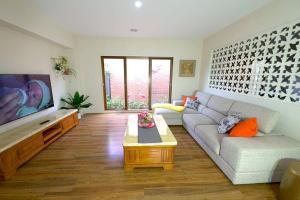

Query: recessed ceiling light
<box><xmin>130</xmin><ymin>28</ymin><xmax>138</xmax><ymax>32</ymax></box>
<box><xmin>134</xmin><ymin>0</ymin><xmax>142</xmax><ymax>8</ymax></box>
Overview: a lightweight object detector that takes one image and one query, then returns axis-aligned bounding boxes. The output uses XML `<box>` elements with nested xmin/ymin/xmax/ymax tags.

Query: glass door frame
<box><xmin>101</xmin><ymin>56</ymin><xmax>173</xmax><ymax>111</ymax></box>
<box><xmin>149</xmin><ymin>57</ymin><xmax>173</xmax><ymax>109</ymax></box>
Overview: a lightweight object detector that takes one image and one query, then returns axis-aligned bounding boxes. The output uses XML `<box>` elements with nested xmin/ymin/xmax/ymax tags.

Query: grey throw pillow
<box><xmin>185</xmin><ymin>98</ymin><xmax>200</xmax><ymax>110</ymax></box>
<box><xmin>218</xmin><ymin>112</ymin><xmax>241</xmax><ymax>134</ymax></box>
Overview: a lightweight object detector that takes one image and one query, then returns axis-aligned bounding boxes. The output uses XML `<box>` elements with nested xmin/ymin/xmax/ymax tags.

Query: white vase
<box><xmin>77</xmin><ymin>112</ymin><xmax>81</xmax><ymax>119</ymax></box>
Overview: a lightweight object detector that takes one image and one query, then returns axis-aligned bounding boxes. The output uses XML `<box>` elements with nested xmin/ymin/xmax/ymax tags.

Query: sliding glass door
<box><xmin>150</xmin><ymin>58</ymin><xmax>172</xmax><ymax>104</ymax></box>
<box><xmin>127</xmin><ymin>58</ymin><xmax>149</xmax><ymax>109</ymax></box>
<box><xmin>101</xmin><ymin>56</ymin><xmax>173</xmax><ymax>110</ymax></box>
<box><xmin>102</xmin><ymin>57</ymin><xmax>126</xmax><ymax>110</ymax></box>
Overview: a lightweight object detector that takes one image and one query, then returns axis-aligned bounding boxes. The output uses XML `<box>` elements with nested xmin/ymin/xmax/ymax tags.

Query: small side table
<box><xmin>279</xmin><ymin>161</ymin><xmax>300</xmax><ymax>200</ymax></box>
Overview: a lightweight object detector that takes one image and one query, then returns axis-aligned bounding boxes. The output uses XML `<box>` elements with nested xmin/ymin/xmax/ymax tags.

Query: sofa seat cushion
<box><xmin>195</xmin><ymin>125</ymin><xmax>228</xmax><ymax>154</ymax></box>
<box><xmin>154</xmin><ymin>108</ymin><xmax>182</xmax><ymax>119</ymax></box>
<box><xmin>183</xmin><ymin>114</ymin><xmax>216</xmax><ymax>130</ymax></box>
<box><xmin>220</xmin><ymin>135</ymin><xmax>300</xmax><ymax>173</ymax></box>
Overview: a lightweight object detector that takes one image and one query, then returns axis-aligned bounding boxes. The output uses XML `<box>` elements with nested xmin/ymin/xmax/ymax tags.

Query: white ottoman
<box><xmin>154</xmin><ymin>108</ymin><xmax>183</xmax><ymax>125</ymax></box>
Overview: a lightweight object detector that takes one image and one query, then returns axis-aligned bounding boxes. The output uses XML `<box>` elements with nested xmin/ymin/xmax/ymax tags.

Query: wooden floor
<box><xmin>0</xmin><ymin>114</ymin><xmax>279</xmax><ymax>200</ymax></box>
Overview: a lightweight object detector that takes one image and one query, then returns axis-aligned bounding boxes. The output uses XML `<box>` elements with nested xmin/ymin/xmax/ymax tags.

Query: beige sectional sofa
<box><xmin>154</xmin><ymin>91</ymin><xmax>300</xmax><ymax>184</ymax></box>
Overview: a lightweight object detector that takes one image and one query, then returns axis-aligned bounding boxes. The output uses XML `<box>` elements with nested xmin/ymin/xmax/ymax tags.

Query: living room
<box><xmin>0</xmin><ymin>0</ymin><xmax>299</xmax><ymax>199</ymax></box>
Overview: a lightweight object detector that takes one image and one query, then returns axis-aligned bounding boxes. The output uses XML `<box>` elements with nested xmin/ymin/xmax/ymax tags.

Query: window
<box><xmin>101</xmin><ymin>56</ymin><xmax>173</xmax><ymax>110</ymax></box>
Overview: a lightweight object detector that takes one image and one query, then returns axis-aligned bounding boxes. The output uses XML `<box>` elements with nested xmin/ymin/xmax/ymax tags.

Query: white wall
<box><xmin>0</xmin><ymin>22</ymin><xmax>68</xmax><ymax>133</ymax></box>
<box><xmin>72</xmin><ymin>37</ymin><xmax>203</xmax><ymax>113</ymax></box>
<box><xmin>0</xmin><ymin>0</ymin><xmax>74</xmax><ymax>48</ymax></box>
<box><xmin>200</xmin><ymin>0</ymin><xmax>300</xmax><ymax>140</ymax></box>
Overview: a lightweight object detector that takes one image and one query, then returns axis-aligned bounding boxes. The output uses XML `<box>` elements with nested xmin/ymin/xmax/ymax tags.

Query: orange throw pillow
<box><xmin>182</xmin><ymin>96</ymin><xmax>197</xmax><ymax>106</ymax></box>
<box><xmin>229</xmin><ymin>118</ymin><xmax>258</xmax><ymax>137</ymax></box>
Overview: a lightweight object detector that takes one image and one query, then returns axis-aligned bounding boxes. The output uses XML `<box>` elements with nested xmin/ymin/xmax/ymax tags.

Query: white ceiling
<box><xmin>31</xmin><ymin>0</ymin><xmax>272</xmax><ymax>38</ymax></box>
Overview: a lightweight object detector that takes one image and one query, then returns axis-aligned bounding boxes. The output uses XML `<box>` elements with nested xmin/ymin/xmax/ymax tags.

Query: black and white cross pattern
<box><xmin>209</xmin><ymin>22</ymin><xmax>300</xmax><ymax>102</ymax></box>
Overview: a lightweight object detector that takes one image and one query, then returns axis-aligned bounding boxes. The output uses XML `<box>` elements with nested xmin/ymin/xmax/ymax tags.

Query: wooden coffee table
<box><xmin>123</xmin><ymin>114</ymin><xmax>177</xmax><ymax>171</ymax></box>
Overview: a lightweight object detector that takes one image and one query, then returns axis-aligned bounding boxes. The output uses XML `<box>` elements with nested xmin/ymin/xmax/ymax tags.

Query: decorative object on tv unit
<box><xmin>208</xmin><ymin>21</ymin><xmax>300</xmax><ymax>102</ymax></box>
<box><xmin>0</xmin><ymin>74</ymin><xmax>54</xmax><ymax>126</ymax></box>
<box><xmin>60</xmin><ymin>91</ymin><xmax>92</xmax><ymax>119</ymax></box>
<box><xmin>52</xmin><ymin>56</ymin><xmax>76</xmax><ymax>77</ymax></box>
<box><xmin>138</xmin><ymin>111</ymin><xmax>155</xmax><ymax>128</ymax></box>
<box><xmin>179</xmin><ymin>60</ymin><xmax>196</xmax><ymax>77</ymax></box>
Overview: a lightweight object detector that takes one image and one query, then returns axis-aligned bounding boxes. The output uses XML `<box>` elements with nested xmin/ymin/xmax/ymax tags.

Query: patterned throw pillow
<box><xmin>218</xmin><ymin>112</ymin><xmax>241</xmax><ymax>134</ymax></box>
<box><xmin>182</xmin><ymin>95</ymin><xmax>197</xmax><ymax>106</ymax></box>
<box><xmin>197</xmin><ymin>104</ymin><xmax>205</xmax><ymax>113</ymax></box>
<box><xmin>185</xmin><ymin>97</ymin><xmax>200</xmax><ymax>110</ymax></box>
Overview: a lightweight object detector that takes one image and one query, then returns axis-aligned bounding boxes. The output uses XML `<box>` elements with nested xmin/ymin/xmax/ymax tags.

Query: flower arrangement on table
<box><xmin>138</xmin><ymin>111</ymin><xmax>155</xmax><ymax>128</ymax></box>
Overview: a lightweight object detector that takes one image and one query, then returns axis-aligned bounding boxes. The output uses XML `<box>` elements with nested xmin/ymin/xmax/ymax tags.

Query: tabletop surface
<box><xmin>123</xmin><ymin>114</ymin><xmax>177</xmax><ymax>147</ymax></box>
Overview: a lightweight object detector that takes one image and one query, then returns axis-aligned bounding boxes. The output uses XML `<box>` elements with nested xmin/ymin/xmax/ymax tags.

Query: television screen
<box><xmin>0</xmin><ymin>74</ymin><xmax>54</xmax><ymax>125</ymax></box>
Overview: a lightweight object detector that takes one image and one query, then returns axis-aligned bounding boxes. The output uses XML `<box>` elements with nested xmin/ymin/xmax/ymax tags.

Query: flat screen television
<box><xmin>0</xmin><ymin>74</ymin><xmax>54</xmax><ymax>125</ymax></box>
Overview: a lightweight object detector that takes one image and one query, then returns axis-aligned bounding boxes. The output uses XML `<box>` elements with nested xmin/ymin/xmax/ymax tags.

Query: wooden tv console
<box><xmin>0</xmin><ymin>109</ymin><xmax>78</xmax><ymax>180</ymax></box>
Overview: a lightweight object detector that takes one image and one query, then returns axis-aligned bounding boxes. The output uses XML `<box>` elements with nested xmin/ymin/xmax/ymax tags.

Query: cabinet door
<box><xmin>16</xmin><ymin>133</ymin><xmax>44</xmax><ymax>166</ymax></box>
<box><xmin>61</xmin><ymin>114</ymin><xmax>77</xmax><ymax>133</ymax></box>
<box><xmin>0</xmin><ymin>148</ymin><xmax>18</xmax><ymax>180</ymax></box>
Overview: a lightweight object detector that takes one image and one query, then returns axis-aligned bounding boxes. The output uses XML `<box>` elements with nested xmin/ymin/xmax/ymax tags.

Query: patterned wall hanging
<box><xmin>208</xmin><ymin>21</ymin><xmax>300</xmax><ymax>102</ymax></box>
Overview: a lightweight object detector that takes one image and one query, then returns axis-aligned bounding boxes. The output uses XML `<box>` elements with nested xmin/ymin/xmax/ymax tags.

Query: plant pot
<box><xmin>77</xmin><ymin>112</ymin><xmax>81</xmax><ymax>120</ymax></box>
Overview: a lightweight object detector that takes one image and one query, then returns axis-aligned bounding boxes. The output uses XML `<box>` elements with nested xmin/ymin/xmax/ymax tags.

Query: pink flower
<box><xmin>138</xmin><ymin>111</ymin><xmax>153</xmax><ymax>124</ymax></box>
<box><xmin>138</xmin><ymin>112</ymin><xmax>147</xmax><ymax>119</ymax></box>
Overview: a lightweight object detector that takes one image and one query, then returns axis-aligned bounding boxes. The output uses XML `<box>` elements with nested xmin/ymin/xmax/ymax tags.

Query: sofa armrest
<box><xmin>172</xmin><ymin>99</ymin><xmax>183</xmax><ymax>106</ymax></box>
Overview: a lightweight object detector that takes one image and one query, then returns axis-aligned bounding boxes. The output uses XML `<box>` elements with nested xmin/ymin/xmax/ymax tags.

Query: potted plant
<box><xmin>60</xmin><ymin>91</ymin><xmax>92</xmax><ymax>119</ymax></box>
<box><xmin>52</xmin><ymin>56</ymin><xmax>76</xmax><ymax>77</ymax></box>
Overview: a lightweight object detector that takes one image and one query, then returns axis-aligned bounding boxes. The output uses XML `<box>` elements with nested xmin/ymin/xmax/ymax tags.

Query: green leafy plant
<box><xmin>106</xmin><ymin>96</ymin><xmax>125</xmax><ymax>110</ymax></box>
<box><xmin>52</xmin><ymin>56</ymin><xmax>76</xmax><ymax>77</ymax></box>
<box><xmin>61</xmin><ymin>91</ymin><xmax>92</xmax><ymax>112</ymax></box>
<box><xmin>128</xmin><ymin>101</ymin><xmax>147</xmax><ymax>109</ymax></box>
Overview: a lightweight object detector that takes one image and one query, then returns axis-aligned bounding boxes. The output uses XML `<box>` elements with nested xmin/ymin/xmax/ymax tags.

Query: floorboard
<box><xmin>0</xmin><ymin>113</ymin><xmax>279</xmax><ymax>200</ymax></box>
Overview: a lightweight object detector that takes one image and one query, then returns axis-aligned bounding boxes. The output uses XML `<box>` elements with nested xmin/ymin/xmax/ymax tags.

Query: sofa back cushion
<box><xmin>194</xmin><ymin>91</ymin><xmax>212</xmax><ymax>106</ymax></box>
<box><xmin>197</xmin><ymin>104</ymin><xmax>206</xmax><ymax>113</ymax></box>
<box><xmin>202</xmin><ymin>107</ymin><xmax>226</xmax><ymax>124</ymax></box>
<box><xmin>229</xmin><ymin>101</ymin><xmax>280</xmax><ymax>134</ymax></box>
<box><xmin>207</xmin><ymin>95</ymin><xmax>234</xmax><ymax>115</ymax></box>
